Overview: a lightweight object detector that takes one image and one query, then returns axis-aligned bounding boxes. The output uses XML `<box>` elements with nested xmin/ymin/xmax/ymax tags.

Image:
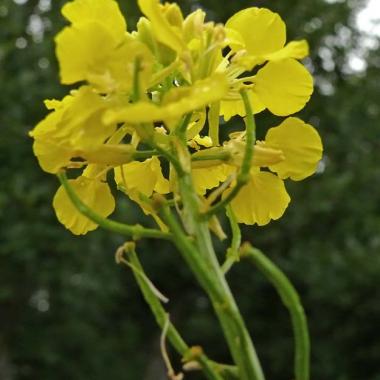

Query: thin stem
<box><xmin>176</xmin><ymin>113</ymin><xmax>193</xmax><ymax>140</ymax></box>
<box><xmin>191</xmin><ymin>151</ymin><xmax>231</xmax><ymax>163</ymax></box>
<box><xmin>149</xmin><ymin>59</ymin><xmax>181</xmax><ymax>89</ymax></box>
<box><xmin>161</xmin><ymin>105</ymin><xmax>265</xmax><ymax>380</ymax></box>
<box><xmin>124</xmin><ymin>245</ymin><xmax>225</xmax><ymax>380</ymax></box>
<box><xmin>209</xmin><ymin>363</ymin><xmax>239</xmax><ymax>380</ymax></box>
<box><xmin>133</xmin><ymin>149</ymin><xmax>159</xmax><ymax>160</ymax></box>
<box><xmin>57</xmin><ymin>172</ymin><xmax>171</xmax><ymax>241</ymax></box>
<box><xmin>241</xmin><ymin>243</ymin><xmax>310</xmax><ymax>380</ymax></box>
<box><xmin>208</xmin><ymin>102</ymin><xmax>221</xmax><ymax>146</ymax></box>
<box><xmin>201</xmin><ymin>89</ymin><xmax>256</xmax><ymax>219</ymax></box>
<box><xmin>221</xmin><ymin>206</ymin><xmax>241</xmax><ymax>274</ymax></box>
<box><xmin>161</xmin><ymin>179</ymin><xmax>265</xmax><ymax>380</ymax></box>
<box><xmin>131</xmin><ymin>57</ymin><xmax>142</xmax><ymax>103</ymax></box>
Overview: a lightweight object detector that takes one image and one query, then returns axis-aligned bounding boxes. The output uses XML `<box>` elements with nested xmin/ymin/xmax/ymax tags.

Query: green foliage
<box><xmin>1</xmin><ymin>0</ymin><xmax>379</xmax><ymax>379</ymax></box>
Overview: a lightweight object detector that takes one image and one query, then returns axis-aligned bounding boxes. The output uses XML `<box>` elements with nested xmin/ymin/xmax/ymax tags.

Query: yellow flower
<box><xmin>53</xmin><ymin>167</ymin><xmax>115</xmax><ymax>235</ymax></box>
<box><xmin>32</xmin><ymin>0</ymin><xmax>321</xmax><ymax>235</ymax></box>
<box><xmin>30</xmin><ymin>86</ymin><xmax>119</xmax><ymax>173</ymax></box>
<box><xmin>220</xmin><ymin>117</ymin><xmax>322</xmax><ymax>225</ymax></box>
<box><xmin>227</xmin><ymin>170</ymin><xmax>290</xmax><ymax>226</ymax></box>
<box><xmin>220</xmin><ymin>7</ymin><xmax>313</xmax><ymax>118</ymax></box>
<box><xmin>56</xmin><ymin>0</ymin><xmax>153</xmax><ymax>92</ymax></box>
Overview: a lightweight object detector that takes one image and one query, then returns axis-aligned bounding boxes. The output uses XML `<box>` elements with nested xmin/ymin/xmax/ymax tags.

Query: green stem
<box><xmin>163</xmin><ymin>106</ymin><xmax>265</xmax><ymax>380</ymax></box>
<box><xmin>175</xmin><ymin>113</ymin><xmax>193</xmax><ymax>140</ymax></box>
<box><xmin>208</xmin><ymin>102</ymin><xmax>221</xmax><ymax>146</ymax></box>
<box><xmin>209</xmin><ymin>363</ymin><xmax>239</xmax><ymax>380</ymax></box>
<box><xmin>150</xmin><ymin>140</ymin><xmax>184</xmax><ymax>176</ymax></box>
<box><xmin>201</xmin><ymin>89</ymin><xmax>256</xmax><ymax>219</ymax></box>
<box><xmin>57</xmin><ymin>172</ymin><xmax>171</xmax><ymax>241</ymax></box>
<box><xmin>161</xmin><ymin>178</ymin><xmax>265</xmax><ymax>380</ymax></box>
<box><xmin>131</xmin><ymin>57</ymin><xmax>142</xmax><ymax>103</ymax></box>
<box><xmin>191</xmin><ymin>151</ymin><xmax>231</xmax><ymax>163</ymax></box>
<box><xmin>124</xmin><ymin>245</ymin><xmax>225</xmax><ymax>380</ymax></box>
<box><xmin>133</xmin><ymin>149</ymin><xmax>159</xmax><ymax>160</ymax></box>
<box><xmin>241</xmin><ymin>244</ymin><xmax>310</xmax><ymax>380</ymax></box>
<box><xmin>221</xmin><ymin>206</ymin><xmax>241</xmax><ymax>274</ymax></box>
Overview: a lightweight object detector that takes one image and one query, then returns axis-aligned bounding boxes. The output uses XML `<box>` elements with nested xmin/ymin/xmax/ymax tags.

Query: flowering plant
<box><xmin>30</xmin><ymin>1</ymin><xmax>323</xmax><ymax>379</ymax></box>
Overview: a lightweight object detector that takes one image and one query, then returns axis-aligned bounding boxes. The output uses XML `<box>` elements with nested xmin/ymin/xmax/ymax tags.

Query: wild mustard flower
<box><xmin>220</xmin><ymin>7</ymin><xmax>312</xmax><ymax>119</ymax></box>
<box><xmin>217</xmin><ymin>117</ymin><xmax>322</xmax><ymax>225</ymax></box>
<box><xmin>30</xmin><ymin>0</ymin><xmax>322</xmax><ymax>231</ymax></box>
<box><xmin>31</xmin><ymin>1</ymin><xmax>322</xmax><ymax>378</ymax></box>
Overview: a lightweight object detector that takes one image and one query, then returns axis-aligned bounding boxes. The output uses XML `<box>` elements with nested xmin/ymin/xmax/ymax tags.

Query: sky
<box><xmin>357</xmin><ymin>0</ymin><xmax>380</xmax><ymax>36</ymax></box>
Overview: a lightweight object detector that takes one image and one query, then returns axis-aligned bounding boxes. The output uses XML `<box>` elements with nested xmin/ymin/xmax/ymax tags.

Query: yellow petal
<box><xmin>56</xmin><ymin>22</ymin><xmax>151</xmax><ymax>92</ymax></box>
<box><xmin>224</xmin><ymin>28</ymin><xmax>246</xmax><ymax>52</ymax></box>
<box><xmin>220</xmin><ymin>90</ymin><xmax>265</xmax><ymax>121</ymax></box>
<box><xmin>32</xmin><ymin>138</ymin><xmax>73</xmax><ymax>174</ymax></box>
<box><xmin>44</xmin><ymin>96</ymin><xmax>72</xmax><ymax>111</ymax></box>
<box><xmin>138</xmin><ymin>0</ymin><xmax>185</xmax><ymax>52</ymax></box>
<box><xmin>161</xmin><ymin>2</ymin><xmax>184</xmax><ymax>28</ymax></box>
<box><xmin>53</xmin><ymin>177</ymin><xmax>115</xmax><ymax>235</ymax></box>
<box><xmin>186</xmin><ymin>110</ymin><xmax>207</xmax><ymax>140</ymax></box>
<box><xmin>30</xmin><ymin>87</ymin><xmax>120</xmax><ymax>173</ymax></box>
<box><xmin>55</xmin><ymin>22</ymin><xmax>117</xmax><ymax>86</ymax></box>
<box><xmin>263</xmin><ymin>40</ymin><xmax>309</xmax><ymax>61</ymax></box>
<box><xmin>115</xmin><ymin>161</ymin><xmax>156</xmax><ymax>197</ymax></box>
<box><xmin>150</xmin><ymin>156</ymin><xmax>170</xmax><ymax>194</ymax></box>
<box><xmin>252</xmin><ymin>144</ymin><xmax>285</xmax><ymax>167</ymax></box>
<box><xmin>80</xmin><ymin>144</ymin><xmax>135</xmax><ymax>166</ymax></box>
<box><xmin>253</xmin><ymin>58</ymin><xmax>313</xmax><ymax>116</ymax></box>
<box><xmin>192</xmin><ymin>135</ymin><xmax>213</xmax><ymax>148</ymax></box>
<box><xmin>40</xmin><ymin>86</ymin><xmax>115</xmax><ymax>148</ymax></box>
<box><xmin>228</xmin><ymin>171</ymin><xmax>290</xmax><ymax>226</ymax></box>
<box><xmin>265</xmin><ymin>117</ymin><xmax>323</xmax><ymax>180</ymax></box>
<box><xmin>192</xmin><ymin>164</ymin><xmax>234</xmax><ymax>195</ymax></box>
<box><xmin>226</xmin><ymin>7</ymin><xmax>286</xmax><ymax>57</ymax></box>
<box><xmin>62</xmin><ymin>0</ymin><xmax>127</xmax><ymax>42</ymax></box>
<box><xmin>183</xmin><ymin>9</ymin><xmax>206</xmax><ymax>44</ymax></box>
<box><xmin>135</xmin><ymin>17</ymin><xmax>177</xmax><ymax>66</ymax></box>
<box><xmin>115</xmin><ymin>157</ymin><xmax>169</xmax><ymax>225</ymax></box>
<box><xmin>30</xmin><ymin>102</ymin><xmax>70</xmax><ymax>139</ymax></box>
<box><xmin>105</xmin><ymin>74</ymin><xmax>228</xmax><ymax>124</ymax></box>
<box><xmin>114</xmin><ymin>157</ymin><xmax>169</xmax><ymax>197</ymax></box>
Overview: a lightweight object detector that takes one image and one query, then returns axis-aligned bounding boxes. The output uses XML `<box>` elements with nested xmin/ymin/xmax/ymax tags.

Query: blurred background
<box><xmin>1</xmin><ymin>0</ymin><xmax>379</xmax><ymax>379</ymax></box>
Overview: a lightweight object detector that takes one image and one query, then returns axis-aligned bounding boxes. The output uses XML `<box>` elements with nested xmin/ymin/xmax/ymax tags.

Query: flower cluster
<box><xmin>30</xmin><ymin>0</ymin><xmax>323</xmax><ymax>234</ymax></box>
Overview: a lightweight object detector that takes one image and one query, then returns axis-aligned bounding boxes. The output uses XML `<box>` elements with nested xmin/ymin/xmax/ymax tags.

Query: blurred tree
<box><xmin>0</xmin><ymin>0</ymin><xmax>379</xmax><ymax>379</ymax></box>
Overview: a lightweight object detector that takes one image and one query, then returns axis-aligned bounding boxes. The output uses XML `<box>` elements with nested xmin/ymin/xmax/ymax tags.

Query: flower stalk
<box><xmin>201</xmin><ymin>89</ymin><xmax>256</xmax><ymax>219</ymax></box>
<box><xmin>163</xmin><ymin>113</ymin><xmax>265</xmax><ymax>380</ymax></box>
<box><xmin>240</xmin><ymin>244</ymin><xmax>310</xmax><ymax>380</ymax></box>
